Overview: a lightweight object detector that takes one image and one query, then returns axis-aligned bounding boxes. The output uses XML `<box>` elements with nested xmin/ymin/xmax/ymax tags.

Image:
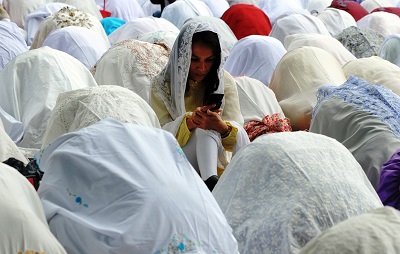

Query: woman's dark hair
<box><xmin>186</xmin><ymin>31</ymin><xmax>221</xmax><ymax>105</ymax></box>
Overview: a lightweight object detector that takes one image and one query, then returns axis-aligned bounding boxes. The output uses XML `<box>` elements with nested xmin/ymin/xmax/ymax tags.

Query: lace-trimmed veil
<box><xmin>152</xmin><ymin>20</ymin><xmax>225</xmax><ymax>120</ymax></box>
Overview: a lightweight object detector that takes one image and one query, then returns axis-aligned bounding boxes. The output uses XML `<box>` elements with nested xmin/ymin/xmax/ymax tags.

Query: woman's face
<box><xmin>189</xmin><ymin>41</ymin><xmax>216</xmax><ymax>81</ymax></box>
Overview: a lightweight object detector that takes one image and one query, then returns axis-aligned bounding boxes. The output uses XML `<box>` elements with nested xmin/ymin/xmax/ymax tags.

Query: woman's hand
<box><xmin>189</xmin><ymin>105</ymin><xmax>228</xmax><ymax>134</ymax></box>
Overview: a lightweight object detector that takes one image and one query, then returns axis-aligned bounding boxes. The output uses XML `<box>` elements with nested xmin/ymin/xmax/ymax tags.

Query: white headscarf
<box><xmin>54</xmin><ymin>0</ymin><xmax>103</xmax><ymax>20</ymax></box>
<box><xmin>38</xmin><ymin>118</ymin><xmax>239</xmax><ymax>254</ymax></box>
<box><xmin>213</xmin><ymin>131</ymin><xmax>382</xmax><ymax>254</ymax></box>
<box><xmin>108</xmin><ymin>17</ymin><xmax>179</xmax><ymax>45</ymax></box>
<box><xmin>0</xmin><ymin>118</ymin><xmax>27</xmax><ymax>163</ymax></box>
<box><xmin>225</xmin><ymin>35</ymin><xmax>286</xmax><ymax>86</ymax></box>
<box><xmin>2</xmin><ymin>0</ymin><xmax>46</xmax><ymax>28</ymax></box>
<box><xmin>30</xmin><ymin>6</ymin><xmax>110</xmax><ymax>50</ymax></box>
<box><xmin>0</xmin><ymin>46</ymin><xmax>98</xmax><ymax>148</ymax></box>
<box><xmin>24</xmin><ymin>2</ymin><xmax>72</xmax><ymax>46</ymax></box>
<box><xmin>269</xmin><ymin>46</ymin><xmax>346</xmax><ymax>130</ymax></box>
<box><xmin>0</xmin><ymin>163</ymin><xmax>67</xmax><ymax>253</ymax></box>
<box><xmin>41</xmin><ymin>85</ymin><xmax>161</xmax><ymax>147</ymax></box>
<box><xmin>269</xmin><ymin>13</ymin><xmax>331</xmax><ymax>44</ymax></box>
<box><xmin>258</xmin><ymin>0</ymin><xmax>310</xmax><ymax>25</ymax></box>
<box><xmin>317</xmin><ymin>7</ymin><xmax>357</xmax><ymax>37</ymax></box>
<box><xmin>357</xmin><ymin>12</ymin><xmax>400</xmax><ymax>37</ymax></box>
<box><xmin>95</xmin><ymin>0</ymin><xmax>145</xmax><ymax>22</ymax></box>
<box><xmin>42</xmin><ymin>26</ymin><xmax>109</xmax><ymax>69</ymax></box>
<box><xmin>361</xmin><ymin>0</ymin><xmax>395</xmax><ymax>12</ymax></box>
<box><xmin>0</xmin><ymin>106</ymin><xmax>24</xmax><ymax>144</ymax></box>
<box><xmin>379</xmin><ymin>34</ymin><xmax>400</xmax><ymax>67</ymax></box>
<box><xmin>200</xmin><ymin>0</ymin><xmax>229</xmax><ymax>17</ymax></box>
<box><xmin>343</xmin><ymin>56</ymin><xmax>400</xmax><ymax>97</ymax></box>
<box><xmin>136</xmin><ymin>0</ymin><xmax>161</xmax><ymax>16</ymax></box>
<box><xmin>284</xmin><ymin>33</ymin><xmax>356</xmax><ymax>66</ymax></box>
<box><xmin>299</xmin><ymin>207</ymin><xmax>400</xmax><ymax>254</ymax></box>
<box><xmin>161</xmin><ymin>0</ymin><xmax>213</xmax><ymax>29</ymax></box>
<box><xmin>0</xmin><ymin>20</ymin><xmax>27</xmax><ymax>71</ymax></box>
<box><xmin>136</xmin><ymin>30</ymin><xmax>179</xmax><ymax>52</ymax></box>
<box><xmin>234</xmin><ymin>76</ymin><xmax>285</xmax><ymax>124</ymax></box>
<box><xmin>92</xmin><ymin>39</ymin><xmax>170</xmax><ymax>103</ymax></box>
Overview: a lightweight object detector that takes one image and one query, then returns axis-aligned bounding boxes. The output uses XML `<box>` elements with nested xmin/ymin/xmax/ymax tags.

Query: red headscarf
<box><xmin>372</xmin><ymin>7</ymin><xmax>400</xmax><ymax>17</ymax></box>
<box><xmin>330</xmin><ymin>0</ymin><xmax>369</xmax><ymax>21</ymax></box>
<box><xmin>221</xmin><ymin>4</ymin><xmax>272</xmax><ymax>40</ymax></box>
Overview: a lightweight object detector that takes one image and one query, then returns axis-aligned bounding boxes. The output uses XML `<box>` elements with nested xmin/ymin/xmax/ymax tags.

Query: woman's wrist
<box><xmin>221</xmin><ymin>123</ymin><xmax>232</xmax><ymax>138</ymax></box>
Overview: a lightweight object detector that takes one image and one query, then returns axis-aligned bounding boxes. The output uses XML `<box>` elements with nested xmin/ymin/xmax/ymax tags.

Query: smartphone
<box><xmin>206</xmin><ymin>93</ymin><xmax>224</xmax><ymax>111</ymax></box>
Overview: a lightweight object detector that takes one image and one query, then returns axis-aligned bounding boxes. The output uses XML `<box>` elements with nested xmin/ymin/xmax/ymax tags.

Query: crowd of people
<box><xmin>2</xmin><ymin>0</ymin><xmax>400</xmax><ymax>253</ymax></box>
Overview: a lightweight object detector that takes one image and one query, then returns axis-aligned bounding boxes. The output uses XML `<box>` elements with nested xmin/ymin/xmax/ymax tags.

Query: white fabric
<box><xmin>225</xmin><ymin>35</ymin><xmax>286</xmax><ymax>86</ymax></box>
<box><xmin>306</xmin><ymin>0</ymin><xmax>331</xmax><ymax>15</ymax></box>
<box><xmin>357</xmin><ymin>12</ymin><xmax>400</xmax><ymax>37</ymax></box>
<box><xmin>269</xmin><ymin>13</ymin><xmax>331</xmax><ymax>45</ymax></box>
<box><xmin>189</xmin><ymin>15</ymin><xmax>238</xmax><ymax>58</ymax></box>
<box><xmin>42</xmin><ymin>85</ymin><xmax>161</xmax><ymax>148</ymax></box>
<box><xmin>136</xmin><ymin>30</ymin><xmax>179</xmax><ymax>52</ymax></box>
<box><xmin>379</xmin><ymin>34</ymin><xmax>400</xmax><ymax>67</ymax></box>
<box><xmin>95</xmin><ymin>0</ymin><xmax>145</xmax><ymax>22</ymax></box>
<box><xmin>42</xmin><ymin>26</ymin><xmax>109</xmax><ymax>69</ymax></box>
<box><xmin>258</xmin><ymin>0</ymin><xmax>310</xmax><ymax>25</ymax></box>
<box><xmin>299</xmin><ymin>207</ymin><xmax>400</xmax><ymax>254</ymax></box>
<box><xmin>161</xmin><ymin>0</ymin><xmax>213</xmax><ymax>29</ymax></box>
<box><xmin>317</xmin><ymin>7</ymin><xmax>357</xmax><ymax>37</ymax></box>
<box><xmin>343</xmin><ymin>56</ymin><xmax>400</xmax><ymax>97</ymax></box>
<box><xmin>137</xmin><ymin>0</ymin><xmax>161</xmax><ymax>16</ymax></box>
<box><xmin>3</xmin><ymin>0</ymin><xmax>46</xmax><ymax>28</ymax></box>
<box><xmin>0</xmin><ymin>163</ymin><xmax>66</xmax><ymax>253</ymax></box>
<box><xmin>361</xmin><ymin>0</ymin><xmax>394</xmax><ymax>12</ymax></box>
<box><xmin>108</xmin><ymin>17</ymin><xmax>179</xmax><ymax>45</ymax></box>
<box><xmin>269</xmin><ymin>46</ymin><xmax>346</xmax><ymax>130</ymax></box>
<box><xmin>234</xmin><ymin>76</ymin><xmax>285</xmax><ymax>124</ymax></box>
<box><xmin>284</xmin><ymin>33</ymin><xmax>356</xmax><ymax>66</ymax></box>
<box><xmin>213</xmin><ymin>131</ymin><xmax>383</xmax><ymax>254</ymax></box>
<box><xmin>0</xmin><ymin>46</ymin><xmax>98</xmax><ymax>149</ymax></box>
<box><xmin>0</xmin><ymin>107</ymin><xmax>24</xmax><ymax>144</ymax></box>
<box><xmin>200</xmin><ymin>0</ymin><xmax>229</xmax><ymax>17</ymax></box>
<box><xmin>0</xmin><ymin>118</ymin><xmax>27</xmax><ymax>163</ymax></box>
<box><xmin>92</xmin><ymin>39</ymin><xmax>170</xmax><ymax>103</ymax></box>
<box><xmin>24</xmin><ymin>2</ymin><xmax>72</xmax><ymax>46</ymax></box>
<box><xmin>0</xmin><ymin>20</ymin><xmax>27</xmax><ymax>71</ymax></box>
<box><xmin>54</xmin><ymin>0</ymin><xmax>103</xmax><ymax>20</ymax></box>
<box><xmin>30</xmin><ymin>6</ymin><xmax>110</xmax><ymax>50</ymax></box>
<box><xmin>226</xmin><ymin>0</ymin><xmax>260</xmax><ymax>6</ymax></box>
<box><xmin>38</xmin><ymin>118</ymin><xmax>239</xmax><ymax>254</ymax></box>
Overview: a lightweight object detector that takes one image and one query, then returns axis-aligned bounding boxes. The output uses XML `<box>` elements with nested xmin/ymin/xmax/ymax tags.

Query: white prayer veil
<box><xmin>357</xmin><ymin>12</ymin><xmax>400</xmax><ymax>37</ymax></box>
<box><xmin>284</xmin><ymin>33</ymin><xmax>356</xmax><ymax>66</ymax></box>
<box><xmin>225</xmin><ymin>35</ymin><xmax>286</xmax><ymax>86</ymax></box>
<box><xmin>379</xmin><ymin>34</ymin><xmax>400</xmax><ymax>67</ymax></box>
<box><xmin>42</xmin><ymin>26</ymin><xmax>109</xmax><ymax>69</ymax></box>
<box><xmin>95</xmin><ymin>0</ymin><xmax>145</xmax><ymax>22</ymax></box>
<box><xmin>92</xmin><ymin>39</ymin><xmax>170</xmax><ymax>103</ymax></box>
<box><xmin>38</xmin><ymin>118</ymin><xmax>239</xmax><ymax>253</ymax></box>
<box><xmin>258</xmin><ymin>0</ymin><xmax>309</xmax><ymax>25</ymax></box>
<box><xmin>200</xmin><ymin>0</ymin><xmax>229</xmax><ymax>17</ymax></box>
<box><xmin>361</xmin><ymin>0</ymin><xmax>394</xmax><ymax>12</ymax></box>
<box><xmin>2</xmin><ymin>0</ymin><xmax>46</xmax><ymax>28</ymax></box>
<box><xmin>0</xmin><ymin>118</ymin><xmax>27</xmax><ymax>163</ymax></box>
<box><xmin>0</xmin><ymin>20</ymin><xmax>27</xmax><ymax>71</ymax></box>
<box><xmin>213</xmin><ymin>131</ymin><xmax>382</xmax><ymax>254</ymax></box>
<box><xmin>53</xmin><ymin>0</ymin><xmax>103</xmax><ymax>20</ymax></box>
<box><xmin>0</xmin><ymin>46</ymin><xmax>98</xmax><ymax>149</ymax></box>
<box><xmin>317</xmin><ymin>7</ymin><xmax>357</xmax><ymax>37</ymax></box>
<box><xmin>136</xmin><ymin>30</ymin><xmax>179</xmax><ymax>52</ymax></box>
<box><xmin>0</xmin><ymin>163</ymin><xmax>67</xmax><ymax>253</ymax></box>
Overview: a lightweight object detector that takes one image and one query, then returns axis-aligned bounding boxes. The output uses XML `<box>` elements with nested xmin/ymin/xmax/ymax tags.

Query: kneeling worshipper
<box><xmin>37</xmin><ymin>118</ymin><xmax>239</xmax><ymax>254</ymax></box>
<box><xmin>269</xmin><ymin>13</ymin><xmax>331</xmax><ymax>45</ymax></box>
<box><xmin>54</xmin><ymin>0</ymin><xmax>103</xmax><ymax>20</ymax></box>
<box><xmin>0</xmin><ymin>162</ymin><xmax>67</xmax><ymax>253</ymax></box>
<box><xmin>329</xmin><ymin>0</ymin><xmax>369</xmax><ymax>22</ymax></box>
<box><xmin>225</xmin><ymin>35</ymin><xmax>286</xmax><ymax>86</ymax></box>
<box><xmin>357</xmin><ymin>11</ymin><xmax>400</xmax><ymax>38</ymax></box>
<box><xmin>151</xmin><ymin>19</ymin><xmax>249</xmax><ymax>190</ymax></box>
<box><xmin>257</xmin><ymin>0</ymin><xmax>310</xmax><ymax>25</ymax></box>
<box><xmin>310</xmin><ymin>75</ymin><xmax>400</xmax><ymax>189</ymax></box>
<box><xmin>377</xmin><ymin>148</ymin><xmax>400</xmax><ymax>210</ymax></box>
<box><xmin>234</xmin><ymin>76</ymin><xmax>292</xmax><ymax>142</ymax></box>
<box><xmin>2</xmin><ymin>0</ymin><xmax>46</xmax><ymax>29</ymax></box>
<box><xmin>342</xmin><ymin>56</ymin><xmax>400</xmax><ymax>96</ymax></box>
<box><xmin>136</xmin><ymin>30</ymin><xmax>179</xmax><ymax>52</ymax></box>
<box><xmin>269</xmin><ymin>46</ymin><xmax>347</xmax><ymax>131</ymax></box>
<box><xmin>0</xmin><ymin>46</ymin><xmax>98</xmax><ymax>149</ymax></box>
<box><xmin>361</xmin><ymin>0</ymin><xmax>395</xmax><ymax>12</ymax></box>
<box><xmin>41</xmin><ymin>85</ymin><xmax>161</xmax><ymax>148</ymax></box>
<box><xmin>316</xmin><ymin>7</ymin><xmax>357</xmax><ymax>37</ymax></box>
<box><xmin>91</xmin><ymin>39</ymin><xmax>170</xmax><ymax>104</ymax></box>
<box><xmin>0</xmin><ymin>19</ymin><xmax>27</xmax><ymax>71</ymax></box>
<box><xmin>298</xmin><ymin>207</ymin><xmax>400</xmax><ymax>254</ymax></box>
<box><xmin>213</xmin><ymin>131</ymin><xmax>382</xmax><ymax>254</ymax></box>
<box><xmin>30</xmin><ymin>6</ymin><xmax>109</xmax><ymax>50</ymax></box>
<box><xmin>42</xmin><ymin>26</ymin><xmax>110</xmax><ymax>69</ymax></box>
<box><xmin>379</xmin><ymin>34</ymin><xmax>400</xmax><ymax>67</ymax></box>
<box><xmin>336</xmin><ymin>26</ymin><xmax>384</xmax><ymax>58</ymax></box>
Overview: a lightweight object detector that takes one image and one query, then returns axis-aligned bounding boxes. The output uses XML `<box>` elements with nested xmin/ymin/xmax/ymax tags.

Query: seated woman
<box><xmin>151</xmin><ymin>19</ymin><xmax>249</xmax><ymax>190</ymax></box>
<box><xmin>310</xmin><ymin>75</ymin><xmax>400</xmax><ymax>189</ymax></box>
<box><xmin>299</xmin><ymin>207</ymin><xmax>400</xmax><ymax>254</ymax></box>
<box><xmin>213</xmin><ymin>131</ymin><xmax>382</xmax><ymax>254</ymax></box>
<box><xmin>37</xmin><ymin>118</ymin><xmax>239</xmax><ymax>253</ymax></box>
<box><xmin>0</xmin><ymin>17</ymin><xmax>27</xmax><ymax>71</ymax></box>
<box><xmin>0</xmin><ymin>162</ymin><xmax>66</xmax><ymax>253</ymax></box>
<box><xmin>316</xmin><ymin>7</ymin><xmax>357</xmax><ymax>37</ymax></box>
<box><xmin>379</xmin><ymin>34</ymin><xmax>400</xmax><ymax>68</ymax></box>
